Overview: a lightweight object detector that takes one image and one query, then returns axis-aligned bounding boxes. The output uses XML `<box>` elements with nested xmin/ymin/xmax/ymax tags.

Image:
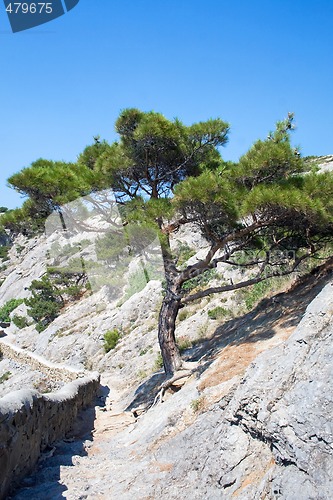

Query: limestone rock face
<box><xmin>317</xmin><ymin>154</ymin><xmax>333</xmax><ymax>172</ymax></box>
<box><xmin>152</xmin><ymin>281</ymin><xmax>333</xmax><ymax>499</ymax></box>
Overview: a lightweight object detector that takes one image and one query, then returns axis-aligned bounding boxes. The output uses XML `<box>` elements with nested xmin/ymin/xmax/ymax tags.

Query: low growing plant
<box><xmin>207</xmin><ymin>306</ymin><xmax>230</xmax><ymax>320</ymax></box>
<box><xmin>0</xmin><ymin>245</ymin><xmax>10</xmax><ymax>261</ymax></box>
<box><xmin>12</xmin><ymin>315</ymin><xmax>29</xmax><ymax>329</ymax></box>
<box><xmin>241</xmin><ymin>278</ymin><xmax>278</xmax><ymax>311</ymax></box>
<box><xmin>190</xmin><ymin>396</ymin><xmax>206</xmax><ymax>413</ymax></box>
<box><xmin>103</xmin><ymin>329</ymin><xmax>120</xmax><ymax>353</ymax></box>
<box><xmin>0</xmin><ymin>371</ymin><xmax>11</xmax><ymax>384</ymax></box>
<box><xmin>0</xmin><ymin>299</ymin><xmax>24</xmax><ymax>323</ymax></box>
<box><xmin>177</xmin><ymin>336</ymin><xmax>193</xmax><ymax>353</ymax></box>
<box><xmin>178</xmin><ymin>309</ymin><xmax>189</xmax><ymax>321</ymax></box>
<box><xmin>153</xmin><ymin>352</ymin><xmax>164</xmax><ymax>371</ymax></box>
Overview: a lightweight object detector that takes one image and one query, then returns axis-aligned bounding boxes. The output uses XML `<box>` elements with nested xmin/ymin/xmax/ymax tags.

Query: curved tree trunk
<box><xmin>158</xmin><ymin>288</ymin><xmax>183</xmax><ymax>377</ymax></box>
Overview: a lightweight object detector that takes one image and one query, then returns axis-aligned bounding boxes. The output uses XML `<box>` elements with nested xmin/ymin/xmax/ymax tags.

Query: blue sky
<box><xmin>0</xmin><ymin>0</ymin><xmax>332</xmax><ymax>208</ymax></box>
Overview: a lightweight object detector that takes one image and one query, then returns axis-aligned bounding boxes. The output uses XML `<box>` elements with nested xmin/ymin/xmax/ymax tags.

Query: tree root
<box><xmin>151</xmin><ymin>362</ymin><xmax>200</xmax><ymax>408</ymax></box>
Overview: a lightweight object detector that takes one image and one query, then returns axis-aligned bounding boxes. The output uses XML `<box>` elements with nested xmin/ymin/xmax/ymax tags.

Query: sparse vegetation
<box><xmin>137</xmin><ymin>369</ymin><xmax>148</xmax><ymax>380</ymax></box>
<box><xmin>153</xmin><ymin>353</ymin><xmax>164</xmax><ymax>371</ymax></box>
<box><xmin>190</xmin><ymin>396</ymin><xmax>206</xmax><ymax>413</ymax></box>
<box><xmin>0</xmin><ymin>299</ymin><xmax>24</xmax><ymax>323</ymax></box>
<box><xmin>181</xmin><ymin>269</ymin><xmax>218</xmax><ymax>293</ymax></box>
<box><xmin>0</xmin><ymin>371</ymin><xmax>12</xmax><ymax>384</ymax></box>
<box><xmin>207</xmin><ymin>306</ymin><xmax>230</xmax><ymax>320</ymax></box>
<box><xmin>178</xmin><ymin>309</ymin><xmax>190</xmax><ymax>321</ymax></box>
<box><xmin>240</xmin><ymin>278</ymin><xmax>280</xmax><ymax>311</ymax></box>
<box><xmin>121</xmin><ymin>263</ymin><xmax>162</xmax><ymax>303</ymax></box>
<box><xmin>15</xmin><ymin>245</ymin><xmax>25</xmax><ymax>254</ymax></box>
<box><xmin>139</xmin><ymin>346</ymin><xmax>151</xmax><ymax>356</ymax></box>
<box><xmin>12</xmin><ymin>315</ymin><xmax>29</xmax><ymax>329</ymax></box>
<box><xmin>177</xmin><ymin>336</ymin><xmax>193</xmax><ymax>353</ymax></box>
<box><xmin>196</xmin><ymin>322</ymin><xmax>209</xmax><ymax>340</ymax></box>
<box><xmin>103</xmin><ymin>329</ymin><xmax>120</xmax><ymax>353</ymax></box>
<box><xmin>0</xmin><ymin>245</ymin><xmax>10</xmax><ymax>261</ymax></box>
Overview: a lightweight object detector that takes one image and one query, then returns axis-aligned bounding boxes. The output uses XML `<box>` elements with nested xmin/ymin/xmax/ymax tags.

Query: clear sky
<box><xmin>0</xmin><ymin>0</ymin><xmax>332</xmax><ymax>208</ymax></box>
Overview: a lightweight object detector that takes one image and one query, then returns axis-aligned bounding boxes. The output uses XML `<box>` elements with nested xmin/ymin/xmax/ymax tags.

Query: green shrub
<box><xmin>103</xmin><ymin>329</ymin><xmax>120</xmax><ymax>353</ymax></box>
<box><xmin>0</xmin><ymin>299</ymin><xmax>24</xmax><ymax>322</ymax></box>
<box><xmin>190</xmin><ymin>396</ymin><xmax>206</xmax><ymax>413</ymax></box>
<box><xmin>12</xmin><ymin>315</ymin><xmax>29</xmax><ymax>329</ymax></box>
<box><xmin>153</xmin><ymin>352</ymin><xmax>164</xmax><ymax>371</ymax></box>
<box><xmin>178</xmin><ymin>309</ymin><xmax>189</xmax><ymax>321</ymax></box>
<box><xmin>0</xmin><ymin>371</ymin><xmax>11</xmax><ymax>384</ymax></box>
<box><xmin>0</xmin><ymin>245</ymin><xmax>10</xmax><ymax>261</ymax></box>
<box><xmin>242</xmin><ymin>279</ymin><xmax>275</xmax><ymax>311</ymax></box>
<box><xmin>25</xmin><ymin>267</ymin><xmax>90</xmax><ymax>332</ymax></box>
<box><xmin>207</xmin><ymin>306</ymin><xmax>230</xmax><ymax>320</ymax></box>
<box><xmin>139</xmin><ymin>346</ymin><xmax>151</xmax><ymax>356</ymax></box>
<box><xmin>15</xmin><ymin>245</ymin><xmax>25</xmax><ymax>254</ymax></box>
<box><xmin>25</xmin><ymin>276</ymin><xmax>63</xmax><ymax>332</ymax></box>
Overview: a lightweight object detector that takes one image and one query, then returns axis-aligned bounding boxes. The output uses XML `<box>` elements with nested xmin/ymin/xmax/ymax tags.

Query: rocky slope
<box><xmin>3</xmin><ymin>264</ymin><xmax>331</xmax><ymax>499</ymax></box>
<box><xmin>1</xmin><ymin>155</ymin><xmax>333</xmax><ymax>498</ymax></box>
<box><xmin>0</xmin><ymin>220</ymin><xmax>242</xmax><ymax>395</ymax></box>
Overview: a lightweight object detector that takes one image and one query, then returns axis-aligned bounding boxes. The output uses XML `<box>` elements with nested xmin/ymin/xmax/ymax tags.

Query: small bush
<box><xmin>103</xmin><ymin>329</ymin><xmax>120</xmax><ymax>353</ymax></box>
<box><xmin>0</xmin><ymin>371</ymin><xmax>11</xmax><ymax>384</ymax></box>
<box><xmin>242</xmin><ymin>279</ymin><xmax>274</xmax><ymax>311</ymax></box>
<box><xmin>178</xmin><ymin>309</ymin><xmax>189</xmax><ymax>321</ymax></box>
<box><xmin>190</xmin><ymin>396</ymin><xmax>206</xmax><ymax>413</ymax></box>
<box><xmin>25</xmin><ymin>276</ymin><xmax>63</xmax><ymax>331</ymax></box>
<box><xmin>207</xmin><ymin>306</ymin><xmax>230</xmax><ymax>320</ymax></box>
<box><xmin>0</xmin><ymin>299</ymin><xmax>24</xmax><ymax>323</ymax></box>
<box><xmin>0</xmin><ymin>245</ymin><xmax>10</xmax><ymax>261</ymax></box>
<box><xmin>153</xmin><ymin>352</ymin><xmax>164</xmax><ymax>371</ymax></box>
<box><xmin>177</xmin><ymin>336</ymin><xmax>192</xmax><ymax>353</ymax></box>
<box><xmin>137</xmin><ymin>369</ymin><xmax>148</xmax><ymax>380</ymax></box>
<box><xmin>12</xmin><ymin>315</ymin><xmax>29</xmax><ymax>329</ymax></box>
<box><xmin>139</xmin><ymin>346</ymin><xmax>150</xmax><ymax>356</ymax></box>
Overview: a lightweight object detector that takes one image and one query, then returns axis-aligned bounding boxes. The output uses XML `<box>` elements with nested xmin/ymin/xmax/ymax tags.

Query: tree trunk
<box><xmin>158</xmin><ymin>287</ymin><xmax>183</xmax><ymax>377</ymax></box>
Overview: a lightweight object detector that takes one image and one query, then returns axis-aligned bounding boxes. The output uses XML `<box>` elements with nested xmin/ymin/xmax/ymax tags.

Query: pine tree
<box><xmin>87</xmin><ymin>110</ymin><xmax>333</xmax><ymax>376</ymax></box>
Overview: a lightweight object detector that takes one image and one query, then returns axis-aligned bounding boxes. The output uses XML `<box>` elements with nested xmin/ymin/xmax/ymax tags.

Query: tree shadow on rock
<box><xmin>124</xmin><ymin>265</ymin><xmax>333</xmax><ymax>412</ymax></box>
<box><xmin>185</xmin><ymin>265</ymin><xmax>333</xmax><ymax>369</ymax></box>
<box><xmin>125</xmin><ymin>371</ymin><xmax>166</xmax><ymax>413</ymax></box>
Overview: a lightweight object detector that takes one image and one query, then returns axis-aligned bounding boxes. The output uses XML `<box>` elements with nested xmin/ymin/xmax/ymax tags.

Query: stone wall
<box><xmin>0</xmin><ymin>337</ymin><xmax>85</xmax><ymax>384</ymax></box>
<box><xmin>0</xmin><ymin>372</ymin><xmax>100</xmax><ymax>499</ymax></box>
